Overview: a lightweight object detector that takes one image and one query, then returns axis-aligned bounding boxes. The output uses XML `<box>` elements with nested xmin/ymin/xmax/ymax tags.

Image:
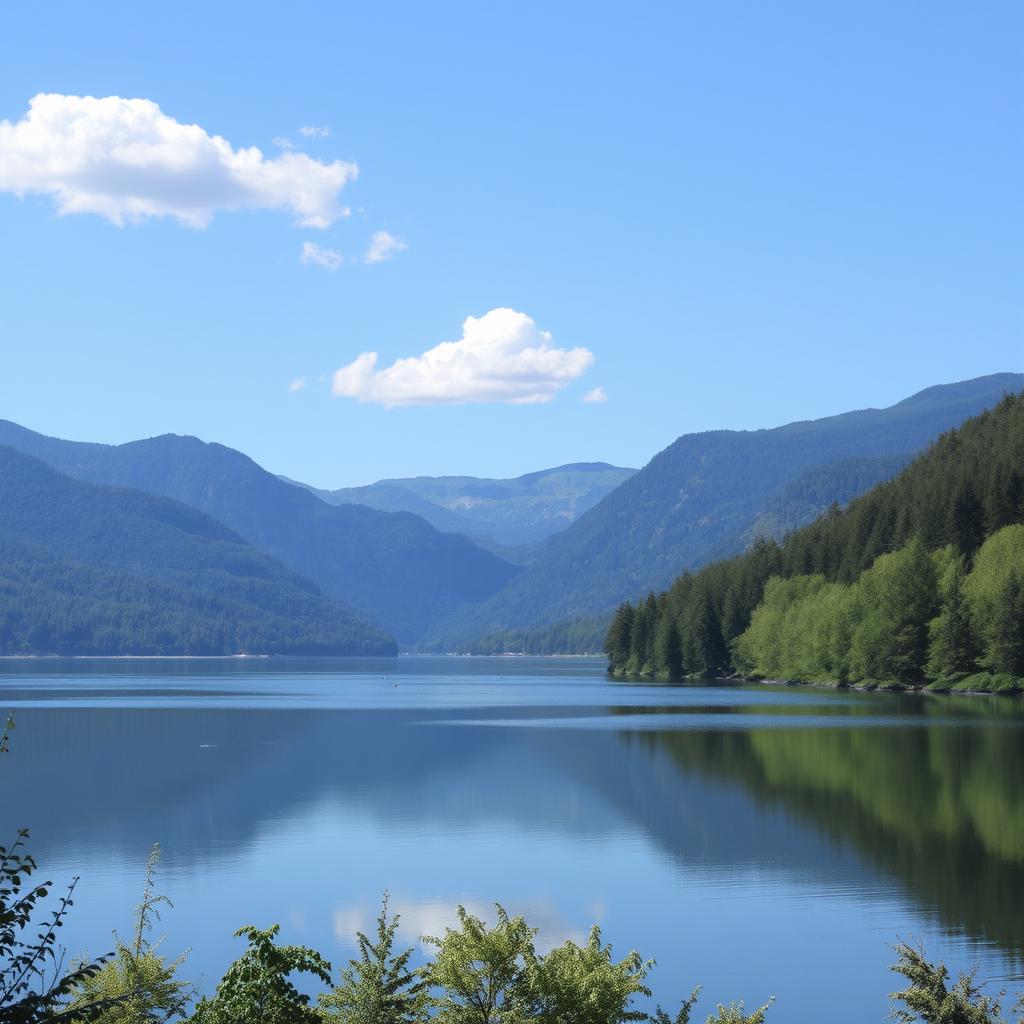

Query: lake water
<box><xmin>2</xmin><ymin>657</ymin><xmax>1022</xmax><ymax>1020</ymax></box>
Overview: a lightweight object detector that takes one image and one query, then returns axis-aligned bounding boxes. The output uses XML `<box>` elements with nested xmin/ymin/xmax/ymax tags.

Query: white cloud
<box><xmin>300</xmin><ymin>241</ymin><xmax>344</xmax><ymax>270</ymax></box>
<box><xmin>583</xmin><ymin>386</ymin><xmax>608</xmax><ymax>403</ymax></box>
<box><xmin>288</xmin><ymin>377</ymin><xmax>307</xmax><ymax>393</ymax></box>
<box><xmin>333</xmin><ymin>898</ymin><xmax>585</xmax><ymax>953</ymax></box>
<box><xmin>0</xmin><ymin>94</ymin><xmax>358</xmax><ymax>228</ymax></box>
<box><xmin>332</xmin><ymin>307</ymin><xmax>594</xmax><ymax>407</ymax></box>
<box><xmin>299</xmin><ymin>125</ymin><xmax>331</xmax><ymax>139</ymax></box>
<box><xmin>272</xmin><ymin>136</ymin><xmax>295</xmax><ymax>151</ymax></box>
<box><xmin>365</xmin><ymin>230</ymin><xmax>408</xmax><ymax>264</ymax></box>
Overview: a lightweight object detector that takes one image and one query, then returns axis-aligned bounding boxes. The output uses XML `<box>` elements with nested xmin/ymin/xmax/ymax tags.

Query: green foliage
<box><xmin>965</xmin><ymin>525</ymin><xmax>1024</xmax><ymax>676</ymax></box>
<box><xmin>847</xmin><ymin>539</ymin><xmax>938</xmax><ymax>683</ymax></box>
<box><xmin>459</xmin><ymin>615</ymin><xmax>612</xmax><ymax>656</ymax></box>
<box><xmin>648</xmin><ymin>988</ymin><xmax>700</xmax><ymax>1024</ymax></box>
<box><xmin>610</xmin><ymin>393</ymin><xmax>1024</xmax><ymax>689</ymax></box>
<box><xmin>187</xmin><ymin>925</ymin><xmax>331</xmax><ymax>1024</ymax></box>
<box><xmin>422</xmin><ymin>904</ymin><xmax>536</xmax><ymax>1024</ymax></box>
<box><xmin>703</xmin><ymin>1000</ymin><xmax>773</xmax><ymax>1024</ymax></box>
<box><xmin>605</xmin><ymin>605</ymin><xmax>636</xmax><ymax>668</ymax></box>
<box><xmin>927</xmin><ymin>550</ymin><xmax>978</xmax><ymax>678</ymax></box>
<box><xmin>318</xmin><ymin>893</ymin><xmax>429</xmax><ymax>1024</ymax></box>
<box><xmin>67</xmin><ymin>846</ymin><xmax>193</xmax><ymax>1024</ymax></box>
<box><xmin>524</xmin><ymin>925</ymin><xmax>651</xmax><ymax>1024</ymax></box>
<box><xmin>889</xmin><ymin>942</ymin><xmax>1010</xmax><ymax>1023</ymax></box>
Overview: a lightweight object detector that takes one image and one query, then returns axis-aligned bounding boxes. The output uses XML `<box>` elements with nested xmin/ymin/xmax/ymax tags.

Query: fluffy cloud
<box><xmin>0</xmin><ymin>94</ymin><xmax>357</xmax><ymax>228</ymax></box>
<box><xmin>365</xmin><ymin>230</ymin><xmax>408</xmax><ymax>264</ymax></box>
<box><xmin>300</xmin><ymin>241</ymin><xmax>344</xmax><ymax>270</ymax></box>
<box><xmin>583</xmin><ymin>386</ymin><xmax>608</xmax><ymax>403</ymax></box>
<box><xmin>299</xmin><ymin>125</ymin><xmax>331</xmax><ymax>138</ymax></box>
<box><xmin>332</xmin><ymin>308</ymin><xmax>594</xmax><ymax>407</ymax></box>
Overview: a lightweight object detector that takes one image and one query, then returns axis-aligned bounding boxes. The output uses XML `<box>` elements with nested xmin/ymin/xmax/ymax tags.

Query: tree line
<box><xmin>606</xmin><ymin>393</ymin><xmax>1024</xmax><ymax>690</ymax></box>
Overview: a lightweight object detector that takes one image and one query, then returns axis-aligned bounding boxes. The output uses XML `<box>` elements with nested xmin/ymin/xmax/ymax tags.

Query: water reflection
<box><xmin>617</xmin><ymin>723</ymin><xmax>1024</xmax><ymax>957</ymax></box>
<box><xmin>1</xmin><ymin>661</ymin><xmax>1022</xmax><ymax>1021</ymax></box>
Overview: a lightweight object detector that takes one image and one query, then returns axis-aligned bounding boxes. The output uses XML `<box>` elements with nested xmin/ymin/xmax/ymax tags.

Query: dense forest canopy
<box><xmin>0</xmin><ymin>447</ymin><xmax>396</xmax><ymax>656</ymax></box>
<box><xmin>607</xmin><ymin>392</ymin><xmax>1024</xmax><ymax>690</ymax></box>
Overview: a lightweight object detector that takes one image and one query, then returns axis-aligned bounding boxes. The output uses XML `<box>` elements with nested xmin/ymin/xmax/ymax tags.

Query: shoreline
<box><xmin>610</xmin><ymin>670</ymin><xmax>1024</xmax><ymax>697</ymax></box>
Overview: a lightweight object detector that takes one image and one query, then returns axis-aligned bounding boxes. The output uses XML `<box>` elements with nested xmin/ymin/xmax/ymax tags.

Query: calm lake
<box><xmin>2</xmin><ymin>657</ymin><xmax>1022</xmax><ymax>1020</ymax></box>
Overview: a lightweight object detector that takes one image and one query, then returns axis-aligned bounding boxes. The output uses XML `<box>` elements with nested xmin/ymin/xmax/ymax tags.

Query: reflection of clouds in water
<box><xmin>334</xmin><ymin>897</ymin><xmax>586</xmax><ymax>953</ymax></box>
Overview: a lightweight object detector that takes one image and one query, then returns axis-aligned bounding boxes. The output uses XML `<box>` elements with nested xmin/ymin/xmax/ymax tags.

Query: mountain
<box><xmin>0</xmin><ymin>425</ymin><xmax>519</xmax><ymax>642</ymax></box>
<box><xmin>295</xmin><ymin>463</ymin><xmax>637</xmax><ymax>547</ymax></box>
<box><xmin>607</xmin><ymin>389</ymin><xmax>1024</xmax><ymax>688</ymax></box>
<box><xmin>0</xmin><ymin>446</ymin><xmax>395</xmax><ymax>656</ymax></box>
<box><xmin>439</xmin><ymin>373</ymin><xmax>1024</xmax><ymax>644</ymax></box>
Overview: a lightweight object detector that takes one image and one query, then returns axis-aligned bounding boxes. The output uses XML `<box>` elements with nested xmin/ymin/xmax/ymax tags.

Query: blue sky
<box><xmin>1</xmin><ymin>1</ymin><xmax>1020</xmax><ymax>487</ymax></box>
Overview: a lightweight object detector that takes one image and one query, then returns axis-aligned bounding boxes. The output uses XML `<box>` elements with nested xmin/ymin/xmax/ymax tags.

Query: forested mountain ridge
<box><xmin>293</xmin><ymin>462</ymin><xmax>637</xmax><ymax>546</ymax></box>
<box><xmin>607</xmin><ymin>391</ymin><xmax>1024</xmax><ymax>690</ymax></box>
<box><xmin>0</xmin><ymin>422</ymin><xmax>519</xmax><ymax>641</ymax></box>
<box><xmin>0</xmin><ymin>446</ymin><xmax>395</xmax><ymax>656</ymax></box>
<box><xmin>437</xmin><ymin>373</ymin><xmax>1024</xmax><ymax>646</ymax></box>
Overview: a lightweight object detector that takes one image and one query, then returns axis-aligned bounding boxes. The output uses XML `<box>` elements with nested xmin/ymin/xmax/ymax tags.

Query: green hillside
<box><xmin>0</xmin><ymin>425</ymin><xmax>519</xmax><ymax>642</ymax></box>
<box><xmin>0</xmin><ymin>447</ymin><xmax>395</xmax><ymax>656</ymax></box>
<box><xmin>607</xmin><ymin>392</ymin><xmax>1024</xmax><ymax>690</ymax></box>
<box><xmin>439</xmin><ymin>373</ymin><xmax>1024</xmax><ymax>646</ymax></box>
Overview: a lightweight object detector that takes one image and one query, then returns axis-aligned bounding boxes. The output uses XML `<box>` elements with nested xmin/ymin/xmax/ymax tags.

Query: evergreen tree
<box><xmin>682</xmin><ymin>591</ymin><xmax>728</xmax><ymax>676</ymax></box>
<box><xmin>926</xmin><ymin>553</ymin><xmax>978</xmax><ymax>678</ymax></box>
<box><xmin>604</xmin><ymin>604</ymin><xmax>635</xmax><ymax>673</ymax></box>
<box><xmin>67</xmin><ymin>845</ymin><xmax>194</xmax><ymax>1024</ymax></box>
<box><xmin>653</xmin><ymin>617</ymin><xmax>683</xmax><ymax>680</ymax></box>
<box><xmin>890</xmin><ymin>942</ymin><xmax>1006</xmax><ymax>1023</ymax></box>
<box><xmin>319</xmin><ymin>893</ymin><xmax>429</xmax><ymax>1024</ymax></box>
<box><xmin>948</xmin><ymin>480</ymin><xmax>985</xmax><ymax>559</ymax></box>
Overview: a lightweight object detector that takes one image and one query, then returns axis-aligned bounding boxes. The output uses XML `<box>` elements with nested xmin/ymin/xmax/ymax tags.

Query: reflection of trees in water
<box><xmin>11</xmin><ymin>696</ymin><xmax>1024</xmax><ymax>967</ymax></box>
<box><xmin>626</xmin><ymin>717</ymin><xmax>1024</xmax><ymax>960</ymax></box>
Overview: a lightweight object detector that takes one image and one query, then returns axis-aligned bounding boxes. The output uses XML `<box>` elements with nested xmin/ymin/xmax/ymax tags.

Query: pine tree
<box><xmin>653</xmin><ymin>617</ymin><xmax>683</xmax><ymax>680</ymax></box>
<box><xmin>605</xmin><ymin>604</ymin><xmax>635</xmax><ymax>673</ymax></box>
<box><xmin>682</xmin><ymin>590</ymin><xmax>728</xmax><ymax>676</ymax></box>
<box><xmin>319</xmin><ymin>893</ymin><xmax>429</xmax><ymax>1024</ymax></box>
<box><xmin>948</xmin><ymin>480</ymin><xmax>985</xmax><ymax>559</ymax></box>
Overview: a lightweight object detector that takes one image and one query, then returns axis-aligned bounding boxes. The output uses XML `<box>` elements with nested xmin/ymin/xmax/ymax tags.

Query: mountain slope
<box><xmin>0</xmin><ymin>447</ymin><xmax>395</xmax><ymax>656</ymax></box>
<box><xmin>440</xmin><ymin>373</ymin><xmax>1024</xmax><ymax>642</ymax></box>
<box><xmin>607</xmin><ymin>389</ymin><xmax>1024</xmax><ymax>687</ymax></box>
<box><xmin>299</xmin><ymin>462</ymin><xmax>637</xmax><ymax>546</ymax></box>
<box><xmin>0</xmin><ymin>426</ymin><xmax>519</xmax><ymax>641</ymax></box>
